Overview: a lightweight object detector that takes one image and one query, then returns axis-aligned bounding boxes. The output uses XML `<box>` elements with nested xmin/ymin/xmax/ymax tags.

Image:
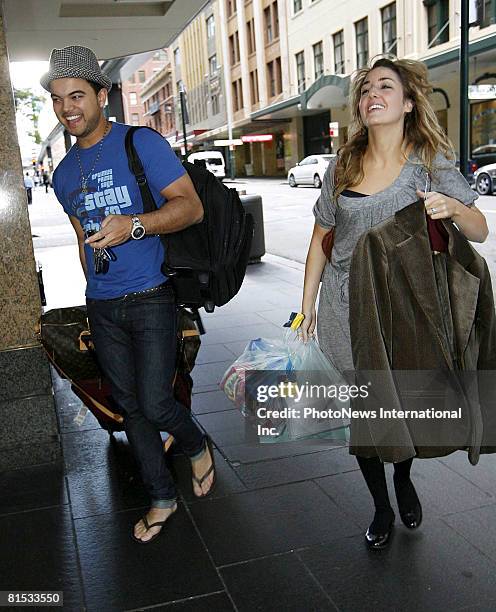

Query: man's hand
<box><xmin>85</xmin><ymin>214</ymin><xmax>132</xmax><ymax>249</ymax></box>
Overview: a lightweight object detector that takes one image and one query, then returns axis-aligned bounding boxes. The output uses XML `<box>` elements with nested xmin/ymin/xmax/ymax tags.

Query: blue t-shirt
<box><xmin>52</xmin><ymin>122</ymin><xmax>185</xmax><ymax>299</ymax></box>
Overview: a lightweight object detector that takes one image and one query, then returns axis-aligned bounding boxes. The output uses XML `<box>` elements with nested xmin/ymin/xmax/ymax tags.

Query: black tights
<box><xmin>357</xmin><ymin>456</ymin><xmax>414</xmax><ymax>531</ymax></box>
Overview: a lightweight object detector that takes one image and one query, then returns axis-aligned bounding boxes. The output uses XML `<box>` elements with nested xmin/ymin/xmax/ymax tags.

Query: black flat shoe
<box><xmin>365</xmin><ymin>509</ymin><xmax>395</xmax><ymax>550</ymax></box>
<box><xmin>394</xmin><ymin>477</ymin><xmax>423</xmax><ymax>530</ymax></box>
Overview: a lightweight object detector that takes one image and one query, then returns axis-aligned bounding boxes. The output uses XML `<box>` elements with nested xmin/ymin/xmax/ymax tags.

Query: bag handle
<box><xmin>124</xmin><ymin>125</ymin><xmax>158</xmax><ymax>213</ymax></box>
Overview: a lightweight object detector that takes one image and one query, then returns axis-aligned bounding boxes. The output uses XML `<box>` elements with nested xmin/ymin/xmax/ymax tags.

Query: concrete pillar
<box><xmin>252</xmin><ymin>0</ymin><xmax>268</xmax><ymax>108</ymax></box>
<box><xmin>236</xmin><ymin>0</ymin><xmax>251</xmax><ymax>114</ymax></box>
<box><xmin>0</xmin><ymin>7</ymin><xmax>61</xmax><ymax>471</ymax></box>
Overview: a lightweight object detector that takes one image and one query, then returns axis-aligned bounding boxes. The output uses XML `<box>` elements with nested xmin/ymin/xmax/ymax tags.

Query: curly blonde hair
<box><xmin>334</xmin><ymin>57</ymin><xmax>454</xmax><ymax>196</ymax></box>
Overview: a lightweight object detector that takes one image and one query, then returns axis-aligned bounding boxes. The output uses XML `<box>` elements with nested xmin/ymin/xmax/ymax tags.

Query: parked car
<box><xmin>187</xmin><ymin>150</ymin><xmax>226</xmax><ymax>180</ymax></box>
<box><xmin>472</xmin><ymin>144</ymin><xmax>496</xmax><ymax>169</ymax></box>
<box><xmin>474</xmin><ymin>163</ymin><xmax>496</xmax><ymax>196</ymax></box>
<box><xmin>288</xmin><ymin>154</ymin><xmax>335</xmax><ymax>188</ymax></box>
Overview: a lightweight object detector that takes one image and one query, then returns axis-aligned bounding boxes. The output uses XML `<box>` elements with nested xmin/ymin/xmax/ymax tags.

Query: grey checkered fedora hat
<box><xmin>40</xmin><ymin>45</ymin><xmax>112</xmax><ymax>92</ymax></box>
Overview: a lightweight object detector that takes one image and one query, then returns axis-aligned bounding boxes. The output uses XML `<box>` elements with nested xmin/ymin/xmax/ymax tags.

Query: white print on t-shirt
<box><xmin>82</xmin><ymin>168</ymin><xmax>133</xmax><ymax>215</ymax></box>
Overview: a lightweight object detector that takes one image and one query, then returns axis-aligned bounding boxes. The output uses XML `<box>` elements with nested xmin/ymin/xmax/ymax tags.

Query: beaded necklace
<box><xmin>75</xmin><ymin>121</ymin><xmax>111</xmax><ymax>194</ymax></box>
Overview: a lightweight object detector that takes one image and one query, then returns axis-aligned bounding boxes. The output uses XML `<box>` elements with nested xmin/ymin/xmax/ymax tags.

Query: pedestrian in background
<box><xmin>300</xmin><ymin>56</ymin><xmax>488</xmax><ymax>550</ymax></box>
<box><xmin>42</xmin><ymin>170</ymin><xmax>50</xmax><ymax>193</ymax></box>
<box><xmin>24</xmin><ymin>172</ymin><xmax>34</xmax><ymax>204</ymax></box>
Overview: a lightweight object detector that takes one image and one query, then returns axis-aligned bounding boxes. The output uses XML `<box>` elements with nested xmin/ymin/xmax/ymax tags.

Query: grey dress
<box><xmin>313</xmin><ymin>153</ymin><xmax>478</xmax><ymax>373</ymax></box>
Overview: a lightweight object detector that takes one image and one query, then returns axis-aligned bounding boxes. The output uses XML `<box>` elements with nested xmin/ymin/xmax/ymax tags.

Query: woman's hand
<box><xmin>300</xmin><ymin>222</ymin><xmax>328</xmax><ymax>343</ymax></box>
<box><xmin>416</xmin><ymin>189</ymin><xmax>462</xmax><ymax>219</ymax></box>
<box><xmin>416</xmin><ymin>189</ymin><xmax>488</xmax><ymax>242</ymax></box>
<box><xmin>299</xmin><ymin>306</ymin><xmax>316</xmax><ymax>343</ymax></box>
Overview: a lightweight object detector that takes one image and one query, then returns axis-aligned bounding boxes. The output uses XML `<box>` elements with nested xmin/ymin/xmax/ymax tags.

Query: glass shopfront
<box><xmin>471</xmin><ymin>99</ymin><xmax>496</xmax><ymax>150</ymax></box>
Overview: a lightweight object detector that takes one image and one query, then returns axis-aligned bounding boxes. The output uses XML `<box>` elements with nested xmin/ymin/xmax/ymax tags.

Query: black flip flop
<box><xmin>132</xmin><ymin>505</ymin><xmax>177</xmax><ymax>544</ymax></box>
<box><xmin>192</xmin><ymin>437</ymin><xmax>216</xmax><ymax>498</ymax></box>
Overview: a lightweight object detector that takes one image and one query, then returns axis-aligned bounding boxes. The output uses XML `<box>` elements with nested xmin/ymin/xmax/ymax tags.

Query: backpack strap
<box><xmin>125</xmin><ymin>125</ymin><xmax>158</xmax><ymax>213</ymax></box>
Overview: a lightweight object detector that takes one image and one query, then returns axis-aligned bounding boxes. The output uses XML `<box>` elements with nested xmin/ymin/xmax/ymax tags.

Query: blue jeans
<box><xmin>86</xmin><ymin>283</ymin><xmax>205</xmax><ymax>506</ymax></box>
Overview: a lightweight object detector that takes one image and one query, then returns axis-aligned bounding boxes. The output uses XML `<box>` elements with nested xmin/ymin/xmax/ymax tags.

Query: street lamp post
<box><xmin>460</xmin><ymin>0</ymin><xmax>469</xmax><ymax>180</ymax></box>
<box><xmin>179</xmin><ymin>89</ymin><xmax>188</xmax><ymax>162</ymax></box>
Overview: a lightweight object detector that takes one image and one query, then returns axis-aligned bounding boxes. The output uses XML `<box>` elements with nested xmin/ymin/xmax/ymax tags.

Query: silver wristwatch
<box><xmin>130</xmin><ymin>215</ymin><xmax>146</xmax><ymax>240</ymax></box>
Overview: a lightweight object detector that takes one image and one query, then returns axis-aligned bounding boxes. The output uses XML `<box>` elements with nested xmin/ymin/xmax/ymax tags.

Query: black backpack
<box><xmin>125</xmin><ymin>126</ymin><xmax>254</xmax><ymax>313</ymax></box>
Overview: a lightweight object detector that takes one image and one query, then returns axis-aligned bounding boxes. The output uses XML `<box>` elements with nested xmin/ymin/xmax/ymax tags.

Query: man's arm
<box><xmin>85</xmin><ymin>173</ymin><xmax>203</xmax><ymax>250</ymax></box>
<box><xmin>69</xmin><ymin>215</ymin><xmax>88</xmax><ymax>279</ymax></box>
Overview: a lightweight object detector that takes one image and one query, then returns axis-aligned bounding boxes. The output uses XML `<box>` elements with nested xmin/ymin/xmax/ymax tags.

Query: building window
<box><xmin>425</xmin><ymin>0</ymin><xmax>449</xmax><ymax>47</ymax></box>
<box><xmin>295</xmin><ymin>51</ymin><xmax>305</xmax><ymax>93</ymax></box>
<box><xmin>333</xmin><ymin>30</ymin><xmax>345</xmax><ymax>74</ymax></box>
<box><xmin>247</xmin><ymin>19</ymin><xmax>256</xmax><ymax>54</ymax></box>
<box><xmin>355</xmin><ymin>17</ymin><xmax>369</xmax><ymax>68</ymax></box>
<box><xmin>226</xmin><ymin>0</ymin><xmax>235</xmax><ymax>18</ymax></box>
<box><xmin>128</xmin><ymin>74</ymin><xmax>135</xmax><ymax>84</ymax></box>
<box><xmin>275</xmin><ymin>56</ymin><xmax>282</xmax><ymax>94</ymax></box>
<box><xmin>266</xmin><ymin>59</ymin><xmax>282</xmax><ymax>97</ymax></box>
<box><xmin>229</xmin><ymin>32</ymin><xmax>240</xmax><ymax>64</ymax></box>
<box><xmin>264</xmin><ymin>3</ymin><xmax>279</xmax><ymax>44</ymax></box>
<box><xmin>273</xmin><ymin>1</ymin><xmax>280</xmax><ymax>39</ymax></box>
<box><xmin>481</xmin><ymin>0</ymin><xmax>496</xmax><ymax>27</ymax></box>
<box><xmin>211</xmin><ymin>92</ymin><xmax>220</xmax><ymax>115</ymax></box>
<box><xmin>264</xmin><ymin>7</ymin><xmax>273</xmax><ymax>44</ymax></box>
<box><xmin>381</xmin><ymin>3</ymin><xmax>397</xmax><ymax>54</ymax></box>
<box><xmin>209</xmin><ymin>54</ymin><xmax>218</xmax><ymax>75</ymax></box>
<box><xmin>250</xmin><ymin>69</ymin><xmax>260</xmax><ymax>104</ymax></box>
<box><xmin>138</xmin><ymin>70</ymin><xmax>146</xmax><ymax>83</ymax></box>
<box><xmin>234</xmin><ymin>31</ymin><xmax>240</xmax><ymax>63</ymax></box>
<box><xmin>129</xmin><ymin>92</ymin><xmax>138</xmax><ymax>105</ymax></box>
<box><xmin>173</xmin><ymin>47</ymin><xmax>180</xmax><ymax>67</ymax></box>
<box><xmin>267</xmin><ymin>60</ymin><xmax>275</xmax><ymax>97</ymax></box>
<box><xmin>154</xmin><ymin>112</ymin><xmax>162</xmax><ymax>132</ymax></box>
<box><xmin>293</xmin><ymin>0</ymin><xmax>302</xmax><ymax>13</ymax></box>
<box><xmin>232</xmin><ymin>78</ymin><xmax>243</xmax><ymax>111</ymax></box>
<box><xmin>131</xmin><ymin>113</ymin><xmax>139</xmax><ymax>126</ymax></box>
<box><xmin>313</xmin><ymin>41</ymin><xmax>324</xmax><ymax>80</ymax></box>
<box><xmin>206</xmin><ymin>14</ymin><xmax>215</xmax><ymax>39</ymax></box>
<box><xmin>153</xmin><ymin>49</ymin><xmax>167</xmax><ymax>61</ymax></box>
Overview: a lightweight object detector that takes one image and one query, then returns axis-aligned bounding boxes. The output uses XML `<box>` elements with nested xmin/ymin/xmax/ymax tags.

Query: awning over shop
<box><xmin>424</xmin><ymin>32</ymin><xmax>496</xmax><ymax>82</ymax></box>
<box><xmin>300</xmin><ymin>74</ymin><xmax>350</xmax><ymax>111</ymax></box>
<box><xmin>250</xmin><ymin>96</ymin><xmax>300</xmax><ymax>121</ymax></box>
<box><xmin>3</xmin><ymin>0</ymin><xmax>208</xmax><ymax>61</ymax></box>
<box><xmin>169</xmin><ymin>129</ymin><xmax>207</xmax><ymax>149</ymax></box>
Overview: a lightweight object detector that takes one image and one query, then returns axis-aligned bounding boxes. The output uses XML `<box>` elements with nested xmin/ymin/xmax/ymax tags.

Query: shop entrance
<box><xmin>303</xmin><ymin>110</ymin><xmax>331</xmax><ymax>156</ymax></box>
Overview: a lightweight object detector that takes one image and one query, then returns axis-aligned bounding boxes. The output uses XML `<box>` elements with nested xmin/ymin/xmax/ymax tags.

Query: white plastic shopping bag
<box><xmin>221</xmin><ymin>328</ymin><xmax>350</xmax><ymax>442</ymax></box>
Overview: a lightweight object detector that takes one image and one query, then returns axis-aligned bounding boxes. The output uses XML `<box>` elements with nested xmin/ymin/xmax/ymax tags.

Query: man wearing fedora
<box><xmin>41</xmin><ymin>45</ymin><xmax>215</xmax><ymax>543</ymax></box>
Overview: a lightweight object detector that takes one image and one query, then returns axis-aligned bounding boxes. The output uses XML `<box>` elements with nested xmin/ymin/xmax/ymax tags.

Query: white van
<box><xmin>187</xmin><ymin>150</ymin><xmax>226</xmax><ymax>180</ymax></box>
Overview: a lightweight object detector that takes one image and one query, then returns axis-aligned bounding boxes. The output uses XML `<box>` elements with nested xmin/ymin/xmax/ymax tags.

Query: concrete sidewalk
<box><xmin>1</xmin><ymin>188</ymin><xmax>496</xmax><ymax>611</ymax></box>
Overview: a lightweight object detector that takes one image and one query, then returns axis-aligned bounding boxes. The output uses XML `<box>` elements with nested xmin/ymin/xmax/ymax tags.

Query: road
<box><xmin>235</xmin><ymin>177</ymin><xmax>496</xmax><ymax>274</ymax></box>
<box><xmin>28</xmin><ymin>178</ymin><xmax>496</xmax><ymax>309</ymax></box>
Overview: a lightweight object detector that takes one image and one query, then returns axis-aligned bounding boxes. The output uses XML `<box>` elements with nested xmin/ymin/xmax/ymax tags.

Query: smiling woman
<box><xmin>300</xmin><ymin>56</ymin><xmax>488</xmax><ymax>552</ymax></box>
